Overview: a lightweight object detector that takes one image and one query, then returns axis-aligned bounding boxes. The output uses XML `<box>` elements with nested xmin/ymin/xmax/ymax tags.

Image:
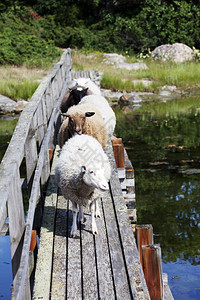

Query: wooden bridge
<box><xmin>0</xmin><ymin>49</ymin><xmax>173</xmax><ymax>300</ymax></box>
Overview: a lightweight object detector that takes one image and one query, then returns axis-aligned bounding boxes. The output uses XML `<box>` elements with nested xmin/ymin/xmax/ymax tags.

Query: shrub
<box><xmin>0</xmin><ymin>12</ymin><xmax>61</xmax><ymax>67</ymax></box>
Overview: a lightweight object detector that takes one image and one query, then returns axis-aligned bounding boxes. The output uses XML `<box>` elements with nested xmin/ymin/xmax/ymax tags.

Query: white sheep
<box><xmin>79</xmin><ymin>94</ymin><xmax>116</xmax><ymax>138</ymax></box>
<box><xmin>57</xmin><ymin>103</ymin><xmax>108</xmax><ymax>149</ymax></box>
<box><xmin>72</xmin><ymin>78</ymin><xmax>101</xmax><ymax>95</ymax></box>
<box><xmin>55</xmin><ymin>134</ymin><xmax>111</xmax><ymax>237</ymax></box>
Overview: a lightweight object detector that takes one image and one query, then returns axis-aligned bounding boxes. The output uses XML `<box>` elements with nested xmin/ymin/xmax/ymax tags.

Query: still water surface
<box><xmin>1</xmin><ymin>97</ymin><xmax>200</xmax><ymax>298</ymax></box>
<box><xmin>115</xmin><ymin>96</ymin><xmax>200</xmax><ymax>300</ymax></box>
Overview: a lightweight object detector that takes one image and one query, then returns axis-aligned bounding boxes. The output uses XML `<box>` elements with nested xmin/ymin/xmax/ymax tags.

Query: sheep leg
<box><xmin>78</xmin><ymin>205</ymin><xmax>84</xmax><ymax>223</ymax></box>
<box><xmin>70</xmin><ymin>203</ymin><xmax>78</xmax><ymax>237</ymax></box>
<box><xmin>90</xmin><ymin>201</ymin><xmax>98</xmax><ymax>235</ymax></box>
<box><xmin>95</xmin><ymin>199</ymin><xmax>101</xmax><ymax>218</ymax></box>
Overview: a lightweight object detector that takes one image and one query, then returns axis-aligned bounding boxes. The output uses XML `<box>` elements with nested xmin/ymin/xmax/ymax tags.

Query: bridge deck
<box><xmin>33</xmin><ymin>141</ymin><xmax>150</xmax><ymax>300</ymax></box>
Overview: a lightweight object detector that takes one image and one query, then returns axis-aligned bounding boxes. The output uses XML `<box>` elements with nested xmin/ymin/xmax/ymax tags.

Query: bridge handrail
<box><xmin>0</xmin><ymin>49</ymin><xmax>72</xmax><ymax>299</ymax></box>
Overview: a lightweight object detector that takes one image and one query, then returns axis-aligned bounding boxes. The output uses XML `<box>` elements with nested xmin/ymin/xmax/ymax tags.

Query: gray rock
<box><xmin>104</xmin><ymin>53</ymin><xmax>148</xmax><ymax>70</ymax></box>
<box><xmin>104</xmin><ymin>53</ymin><xmax>125</xmax><ymax>64</ymax></box>
<box><xmin>0</xmin><ymin>95</ymin><xmax>15</xmax><ymax>108</ymax></box>
<box><xmin>14</xmin><ymin>100</ymin><xmax>28</xmax><ymax>113</ymax></box>
<box><xmin>151</xmin><ymin>43</ymin><xmax>194</xmax><ymax>63</ymax></box>
<box><xmin>0</xmin><ymin>94</ymin><xmax>28</xmax><ymax>113</ymax></box>
<box><xmin>159</xmin><ymin>90</ymin><xmax>172</xmax><ymax>97</ymax></box>
<box><xmin>119</xmin><ymin>93</ymin><xmax>142</xmax><ymax>109</ymax></box>
<box><xmin>116</xmin><ymin>62</ymin><xmax>148</xmax><ymax>70</ymax></box>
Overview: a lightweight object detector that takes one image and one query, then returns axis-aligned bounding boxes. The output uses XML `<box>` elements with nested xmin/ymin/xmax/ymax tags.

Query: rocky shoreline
<box><xmin>0</xmin><ymin>84</ymin><xmax>188</xmax><ymax>116</ymax></box>
<box><xmin>0</xmin><ymin>94</ymin><xmax>27</xmax><ymax>115</ymax></box>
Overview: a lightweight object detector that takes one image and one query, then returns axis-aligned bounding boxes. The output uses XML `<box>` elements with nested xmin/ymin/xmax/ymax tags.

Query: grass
<box><xmin>71</xmin><ymin>50</ymin><xmax>200</xmax><ymax>93</ymax></box>
<box><xmin>1</xmin><ymin>49</ymin><xmax>200</xmax><ymax>101</ymax></box>
<box><xmin>0</xmin><ymin>65</ymin><xmax>51</xmax><ymax>101</ymax></box>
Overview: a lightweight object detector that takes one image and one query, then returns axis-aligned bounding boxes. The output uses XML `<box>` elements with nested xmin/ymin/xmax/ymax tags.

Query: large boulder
<box><xmin>151</xmin><ymin>43</ymin><xmax>194</xmax><ymax>63</ymax></box>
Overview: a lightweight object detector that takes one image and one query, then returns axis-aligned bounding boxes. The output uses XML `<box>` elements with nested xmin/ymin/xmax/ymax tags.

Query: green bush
<box><xmin>0</xmin><ymin>12</ymin><xmax>61</xmax><ymax>67</ymax></box>
<box><xmin>1</xmin><ymin>1</ymin><xmax>200</xmax><ymax>64</ymax></box>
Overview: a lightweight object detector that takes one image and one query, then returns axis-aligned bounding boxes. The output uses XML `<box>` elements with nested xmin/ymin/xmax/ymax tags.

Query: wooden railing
<box><xmin>0</xmin><ymin>49</ymin><xmax>72</xmax><ymax>299</ymax></box>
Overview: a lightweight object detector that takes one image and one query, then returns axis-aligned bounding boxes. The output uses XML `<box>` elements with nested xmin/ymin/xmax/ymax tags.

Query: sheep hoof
<box><xmin>78</xmin><ymin>216</ymin><xmax>85</xmax><ymax>223</ymax></box>
<box><xmin>92</xmin><ymin>230</ymin><xmax>98</xmax><ymax>235</ymax></box>
<box><xmin>70</xmin><ymin>230</ymin><xmax>77</xmax><ymax>238</ymax></box>
<box><xmin>95</xmin><ymin>213</ymin><xmax>101</xmax><ymax>218</ymax></box>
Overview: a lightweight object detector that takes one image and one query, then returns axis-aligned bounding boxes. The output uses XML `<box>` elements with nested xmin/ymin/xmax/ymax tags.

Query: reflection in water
<box><xmin>114</xmin><ymin>97</ymin><xmax>200</xmax><ymax>300</ymax></box>
<box><xmin>0</xmin><ymin>116</ymin><xmax>18</xmax><ymax>162</ymax></box>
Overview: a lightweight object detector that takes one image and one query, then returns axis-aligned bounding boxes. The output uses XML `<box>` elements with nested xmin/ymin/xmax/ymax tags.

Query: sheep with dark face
<box><xmin>58</xmin><ymin>103</ymin><xmax>108</xmax><ymax>149</ymax></box>
<box><xmin>72</xmin><ymin>78</ymin><xmax>101</xmax><ymax>95</ymax></box>
<box><xmin>60</xmin><ymin>85</ymin><xmax>92</xmax><ymax>113</ymax></box>
<box><xmin>55</xmin><ymin>134</ymin><xmax>111</xmax><ymax>237</ymax></box>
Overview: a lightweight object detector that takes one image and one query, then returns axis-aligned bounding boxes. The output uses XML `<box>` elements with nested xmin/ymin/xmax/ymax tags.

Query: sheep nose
<box><xmin>76</xmin><ymin>129</ymin><xmax>82</xmax><ymax>135</ymax></box>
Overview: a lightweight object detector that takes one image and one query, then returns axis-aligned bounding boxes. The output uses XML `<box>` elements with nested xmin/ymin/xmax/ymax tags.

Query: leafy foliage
<box><xmin>1</xmin><ymin>0</ymin><xmax>200</xmax><ymax>65</ymax></box>
<box><xmin>0</xmin><ymin>10</ymin><xmax>61</xmax><ymax>67</ymax></box>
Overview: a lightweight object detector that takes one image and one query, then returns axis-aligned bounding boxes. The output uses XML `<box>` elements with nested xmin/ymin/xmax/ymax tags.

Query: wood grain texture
<box><xmin>51</xmin><ymin>196</ymin><xmax>67</xmax><ymax>300</ymax></box>
<box><xmin>105</xmin><ymin>141</ymin><xmax>150</xmax><ymax>300</ymax></box>
<box><xmin>67</xmin><ymin>201</ymin><xmax>82</xmax><ymax>300</ymax></box>
<box><xmin>81</xmin><ymin>208</ymin><xmax>98</xmax><ymax>299</ymax></box>
<box><xmin>102</xmin><ymin>189</ymin><xmax>131</xmax><ymax>299</ymax></box>
<box><xmin>94</xmin><ymin>198</ymin><xmax>115</xmax><ymax>300</ymax></box>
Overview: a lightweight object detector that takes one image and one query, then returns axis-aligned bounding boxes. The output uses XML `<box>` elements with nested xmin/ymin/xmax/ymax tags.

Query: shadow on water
<box><xmin>114</xmin><ymin>96</ymin><xmax>200</xmax><ymax>300</ymax></box>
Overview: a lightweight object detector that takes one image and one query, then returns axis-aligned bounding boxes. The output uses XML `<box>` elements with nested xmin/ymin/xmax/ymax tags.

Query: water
<box><xmin>1</xmin><ymin>98</ymin><xmax>200</xmax><ymax>298</ymax></box>
<box><xmin>114</xmin><ymin>96</ymin><xmax>200</xmax><ymax>299</ymax></box>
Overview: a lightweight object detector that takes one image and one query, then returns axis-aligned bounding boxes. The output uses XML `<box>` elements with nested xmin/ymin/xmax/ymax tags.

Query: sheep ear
<box><xmin>81</xmin><ymin>166</ymin><xmax>86</xmax><ymax>173</ymax></box>
<box><xmin>85</xmin><ymin>112</ymin><xmax>95</xmax><ymax>117</ymax></box>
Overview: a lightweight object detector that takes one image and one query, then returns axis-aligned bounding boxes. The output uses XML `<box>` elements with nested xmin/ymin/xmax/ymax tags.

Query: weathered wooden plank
<box><xmin>67</xmin><ymin>201</ymin><xmax>82</xmax><ymax>299</ymax></box>
<box><xmin>51</xmin><ymin>195</ymin><xmax>67</xmax><ymax>300</ymax></box>
<box><xmin>106</xmin><ymin>141</ymin><xmax>150</xmax><ymax>300</ymax></box>
<box><xmin>101</xmin><ymin>189</ymin><xmax>131</xmax><ymax>299</ymax></box>
<box><xmin>81</xmin><ymin>208</ymin><xmax>98</xmax><ymax>299</ymax></box>
<box><xmin>36</xmin><ymin>101</ymin><xmax>45</xmax><ymax>146</ymax></box>
<box><xmin>7</xmin><ymin>165</ymin><xmax>31</xmax><ymax>300</ymax></box>
<box><xmin>163</xmin><ymin>273</ymin><xmax>174</xmax><ymax>300</ymax></box>
<box><xmin>117</xmin><ymin>168</ymin><xmax>126</xmax><ymax>179</ymax></box>
<box><xmin>33</xmin><ymin>150</ymin><xmax>58</xmax><ymax>300</ymax></box>
<box><xmin>0</xmin><ymin>49</ymin><xmax>72</xmax><ymax>299</ymax></box>
<box><xmin>95</xmin><ymin>198</ymin><xmax>115</xmax><ymax>299</ymax></box>
<box><xmin>0</xmin><ymin>222</ymin><xmax>9</xmax><ymax>236</ymax></box>
<box><xmin>25</xmin><ymin>130</ymin><xmax>38</xmax><ymax>183</ymax></box>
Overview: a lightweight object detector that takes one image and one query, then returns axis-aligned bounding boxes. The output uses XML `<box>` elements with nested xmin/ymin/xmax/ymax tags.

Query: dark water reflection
<box><xmin>114</xmin><ymin>97</ymin><xmax>200</xmax><ymax>300</ymax></box>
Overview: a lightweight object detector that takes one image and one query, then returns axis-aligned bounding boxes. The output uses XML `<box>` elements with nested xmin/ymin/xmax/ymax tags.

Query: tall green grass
<box><xmin>0</xmin><ymin>80</ymin><xmax>39</xmax><ymax>100</ymax></box>
<box><xmin>0</xmin><ymin>65</ymin><xmax>48</xmax><ymax>100</ymax></box>
<box><xmin>72</xmin><ymin>50</ymin><xmax>200</xmax><ymax>92</ymax></box>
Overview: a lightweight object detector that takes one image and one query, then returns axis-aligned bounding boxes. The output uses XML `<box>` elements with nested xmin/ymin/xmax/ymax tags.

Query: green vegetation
<box><xmin>0</xmin><ymin>117</ymin><xmax>18</xmax><ymax>161</ymax></box>
<box><xmin>1</xmin><ymin>1</ymin><xmax>200</xmax><ymax>67</ymax></box>
<box><xmin>0</xmin><ymin>66</ymin><xmax>49</xmax><ymax>100</ymax></box>
<box><xmin>72</xmin><ymin>51</ymin><xmax>200</xmax><ymax>92</ymax></box>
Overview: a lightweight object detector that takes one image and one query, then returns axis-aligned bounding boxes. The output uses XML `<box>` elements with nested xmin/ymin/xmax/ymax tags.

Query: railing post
<box><xmin>142</xmin><ymin>244</ymin><xmax>163</xmax><ymax>300</ymax></box>
<box><xmin>112</xmin><ymin>138</ymin><xmax>125</xmax><ymax>168</ymax></box>
<box><xmin>135</xmin><ymin>224</ymin><xmax>154</xmax><ymax>268</ymax></box>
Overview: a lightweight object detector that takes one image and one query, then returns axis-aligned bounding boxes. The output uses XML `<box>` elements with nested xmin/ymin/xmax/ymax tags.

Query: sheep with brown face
<box><xmin>58</xmin><ymin>103</ymin><xmax>108</xmax><ymax>149</ymax></box>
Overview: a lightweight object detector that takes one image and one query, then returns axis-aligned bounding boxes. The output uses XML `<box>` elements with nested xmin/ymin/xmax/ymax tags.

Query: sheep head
<box><xmin>63</xmin><ymin>111</ymin><xmax>95</xmax><ymax>135</ymax></box>
<box><xmin>69</xmin><ymin>87</ymin><xmax>89</xmax><ymax>105</ymax></box>
<box><xmin>81</xmin><ymin>165</ymin><xmax>109</xmax><ymax>191</ymax></box>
